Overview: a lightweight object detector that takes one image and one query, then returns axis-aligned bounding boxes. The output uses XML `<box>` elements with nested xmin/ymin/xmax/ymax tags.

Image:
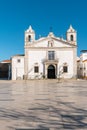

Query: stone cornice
<box><xmin>24</xmin><ymin>46</ymin><xmax>76</xmax><ymax>50</ymax></box>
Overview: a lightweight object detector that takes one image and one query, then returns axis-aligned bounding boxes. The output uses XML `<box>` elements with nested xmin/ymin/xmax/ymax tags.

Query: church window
<box><xmin>17</xmin><ymin>59</ymin><xmax>21</xmax><ymax>63</ymax></box>
<box><xmin>48</xmin><ymin>51</ymin><xmax>55</xmax><ymax>60</ymax></box>
<box><xmin>48</xmin><ymin>40</ymin><xmax>53</xmax><ymax>47</ymax></box>
<box><xmin>71</xmin><ymin>35</ymin><xmax>73</xmax><ymax>41</ymax></box>
<box><xmin>28</xmin><ymin>35</ymin><xmax>31</xmax><ymax>42</ymax></box>
<box><xmin>63</xmin><ymin>66</ymin><xmax>68</xmax><ymax>73</ymax></box>
<box><xmin>34</xmin><ymin>66</ymin><xmax>39</xmax><ymax>73</ymax></box>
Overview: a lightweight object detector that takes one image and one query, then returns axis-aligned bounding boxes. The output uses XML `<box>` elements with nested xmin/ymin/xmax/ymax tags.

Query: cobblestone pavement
<box><xmin>0</xmin><ymin>79</ymin><xmax>87</xmax><ymax>130</ymax></box>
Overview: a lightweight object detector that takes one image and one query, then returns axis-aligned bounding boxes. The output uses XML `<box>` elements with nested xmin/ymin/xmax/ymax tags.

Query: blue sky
<box><xmin>0</xmin><ymin>0</ymin><xmax>87</xmax><ymax>61</ymax></box>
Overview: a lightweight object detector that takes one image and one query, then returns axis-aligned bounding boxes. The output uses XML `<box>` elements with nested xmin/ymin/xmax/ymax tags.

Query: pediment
<box><xmin>27</xmin><ymin>37</ymin><xmax>76</xmax><ymax>48</ymax></box>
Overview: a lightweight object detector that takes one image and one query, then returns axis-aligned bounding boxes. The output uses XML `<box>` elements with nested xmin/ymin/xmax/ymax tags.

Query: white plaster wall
<box><xmin>27</xmin><ymin>49</ymin><xmax>74</xmax><ymax>79</ymax></box>
<box><xmin>85</xmin><ymin>62</ymin><xmax>87</xmax><ymax>76</ymax></box>
<box><xmin>56</xmin><ymin>50</ymin><xmax>74</xmax><ymax>78</ymax></box>
<box><xmin>27</xmin><ymin>50</ymin><xmax>46</xmax><ymax>79</ymax></box>
<box><xmin>34</xmin><ymin>40</ymin><xmax>49</xmax><ymax>47</ymax></box>
<box><xmin>12</xmin><ymin>56</ymin><xmax>24</xmax><ymax>80</ymax></box>
<box><xmin>53</xmin><ymin>40</ymin><xmax>70</xmax><ymax>47</ymax></box>
<box><xmin>79</xmin><ymin>53</ymin><xmax>87</xmax><ymax>78</ymax></box>
<box><xmin>34</xmin><ymin>39</ymin><xmax>71</xmax><ymax>48</ymax></box>
<box><xmin>81</xmin><ymin>62</ymin><xmax>87</xmax><ymax>77</ymax></box>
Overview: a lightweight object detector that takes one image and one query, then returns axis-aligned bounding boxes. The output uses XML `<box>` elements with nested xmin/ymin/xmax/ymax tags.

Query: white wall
<box><xmin>34</xmin><ymin>39</ymin><xmax>72</xmax><ymax>48</ymax></box>
<box><xmin>12</xmin><ymin>56</ymin><xmax>24</xmax><ymax>80</ymax></box>
<box><xmin>27</xmin><ymin>50</ymin><xmax>46</xmax><ymax>79</ymax></box>
<box><xmin>56</xmin><ymin>50</ymin><xmax>73</xmax><ymax>78</ymax></box>
<box><xmin>78</xmin><ymin>53</ymin><xmax>87</xmax><ymax>78</ymax></box>
<box><xmin>27</xmin><ymin>49</ymin><xmax>74</xmax><ymax>79</ymax></box>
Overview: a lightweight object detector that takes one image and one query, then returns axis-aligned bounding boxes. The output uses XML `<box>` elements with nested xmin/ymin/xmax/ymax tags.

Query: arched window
<box><xmin>71</xmin><ymin>35</ymin><xmax>73</xmax><ymax>41</ymax></box>
<box><xmin>28</xmin><ymin>35</ymin><xmax>31</xmax><ymax>42</ymax></box>
<box><xmin>48</xmin><ymin>40</ymin><xmax>54</xmax><ymax>47</ymax></box>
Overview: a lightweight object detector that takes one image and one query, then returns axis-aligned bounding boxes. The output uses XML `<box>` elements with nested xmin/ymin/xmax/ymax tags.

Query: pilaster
<box><xmin>24</xmin><ymin>49</ymin><xmax>28</xmax><ymax>79</ymax></box>
<box><xmin>73</xmin><ymin>47</ymin><xmax>77</xmax><ymax>78</ymax></box>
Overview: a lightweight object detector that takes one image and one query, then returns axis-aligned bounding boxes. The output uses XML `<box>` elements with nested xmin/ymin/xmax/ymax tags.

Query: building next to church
<box><xmin>12</xmin><ymin>25</ymin><xmax>77</xmax><ymax>80</ymax></box>
<box><xmin>0</xmin><ymin>60</ymin><xmax>11</xmax><ymax>79</ymax></box>
<box><xmin>77</xmin><ymin>50</ymin><xmax>87</xmax><ymax>79</ymax></box>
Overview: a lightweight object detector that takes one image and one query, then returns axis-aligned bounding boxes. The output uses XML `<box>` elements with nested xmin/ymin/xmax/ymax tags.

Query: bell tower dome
<box><xmin>25</xmin><ymin>25</ymin><xmax>35</xmax><ymax>45</ymax></box>
<box><xmin>66</xmin><ymin>25</ymin><xmax>77</xmax><ymax>45</ymax></box>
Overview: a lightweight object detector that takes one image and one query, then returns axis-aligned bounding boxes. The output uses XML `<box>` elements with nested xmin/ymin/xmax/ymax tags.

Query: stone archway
<box><xmin>47</xmin><ymin>65</ymin><xmax>55</xmax><ymax>79</ymax></box>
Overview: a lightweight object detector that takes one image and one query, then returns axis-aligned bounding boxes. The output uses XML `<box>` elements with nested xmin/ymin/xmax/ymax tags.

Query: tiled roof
<box><xmin>1</xmin><ymin>59</ymin><xmax>11</xmax><ymax>63</ymax></box>
<box><xmin>83</xmin><ymin>59</ymin><xmax>87</xmax><ymax>62</ymax></box>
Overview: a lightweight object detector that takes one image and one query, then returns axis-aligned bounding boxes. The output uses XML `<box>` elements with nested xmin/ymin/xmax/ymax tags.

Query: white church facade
<box><xmin>12</xmin><ymin>25</ymin><xmax>77</xmax><ymax>80</ymax></box>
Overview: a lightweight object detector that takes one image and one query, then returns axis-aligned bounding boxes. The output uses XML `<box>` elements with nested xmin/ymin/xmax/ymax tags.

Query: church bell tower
<box><xmin>25</xmin><ymin>25</ymin><xmax>35</xmax><ymax>45</ymax></box>
<box><xmin>66</xmin><ymin>25</ymin><xmax>77</xmax><ymax>45</ymax></box>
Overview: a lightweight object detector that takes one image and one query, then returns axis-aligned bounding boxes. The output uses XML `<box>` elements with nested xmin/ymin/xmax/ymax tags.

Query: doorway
<box><xmin>47</xmin><ymin>65</ymin><xmax>55</xmax><ymax>79</ymax></box>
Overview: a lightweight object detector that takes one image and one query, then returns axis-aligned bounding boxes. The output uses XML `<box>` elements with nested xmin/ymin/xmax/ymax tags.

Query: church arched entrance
<box><xmin>47</xmin><ymin>65</ymin><xmax>55</xmax><ymax>79</ymax></box>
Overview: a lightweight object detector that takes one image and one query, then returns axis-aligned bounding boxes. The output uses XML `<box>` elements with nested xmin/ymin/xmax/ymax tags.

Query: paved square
<box><xmin>0</xmin><ymin>79</ymin><xmax>87</xmax><ymax>130</ymax></box>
